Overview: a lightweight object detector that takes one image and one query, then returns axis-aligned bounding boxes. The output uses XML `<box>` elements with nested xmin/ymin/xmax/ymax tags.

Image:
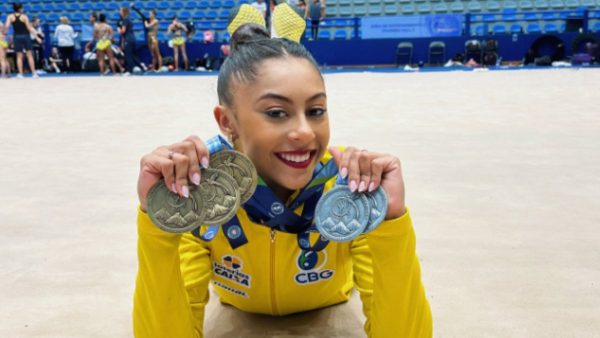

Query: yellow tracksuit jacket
<box><xmin>133</xmin><ymin>159</ymin><xmax>432</xmax><ymax>338</ymax></box>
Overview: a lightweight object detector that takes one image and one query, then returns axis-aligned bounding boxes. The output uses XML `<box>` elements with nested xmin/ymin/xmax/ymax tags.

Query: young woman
<box><xmin>133</xmin><ymin>22</ymin><xmax>432</xmax><ymax>337</ymax></box>
<box><xmin>167</xmin><ymin>16</ymin><xmax>189</xmax><ymax>71</ymax></box>
<box><xmin>4</xmin><ymin>2</ymin><xmax>42</xmax><ymax>78</ymax></box>
<box><xmin>93</xmin><ymin>14</ymin><xmax>119</xmax><ymax>75</ymax></box>
<box><xmin>144</xmin><ymin>9</ymin><xmax>162</xmax><ymax>72</ymax></box>
<box><xmin>0</xmin><ymin>26</ymin><xmax>9</xmax><ymax>78</ymax></box>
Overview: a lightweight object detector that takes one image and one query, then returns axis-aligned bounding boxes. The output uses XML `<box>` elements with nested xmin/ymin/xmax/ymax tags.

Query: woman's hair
<box><xmin>60</xmin><ymin>16</ymin><xmax>69</xmax><ymax>24</ymax></box>
<box><xmin>13</xmin><ymin>2</ymin><xmax>23</xmax><ymax>12</ymax></box>
<box><xmin>217</xmin><ymin>23</ymin><xmax>320</xmax><ymax>107</ymax></box>
<box><xmin>121</xmin><ymin>7</ymin><xmax>130</xmax><ymax>16</ymax></box>
<box><xmin>99</xmin><ymin>13</ymin><xmax>107</xmax><ymax>23</ymax></box>
<box><xmin>90</xmin><ymin>11</ymin><xmax>97</xmax><ymax>21</ymax></box>
<box><xmin>151</xmin><ymin>9</ymin><xmax>157</xmax><ymax>16</ymax></box>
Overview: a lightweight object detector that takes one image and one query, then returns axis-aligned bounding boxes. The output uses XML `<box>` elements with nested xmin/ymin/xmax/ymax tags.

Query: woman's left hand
<box><xmin>329</xmin><ymin>146</ymin><xmax>406</xmax><ymax>220</ymax></box>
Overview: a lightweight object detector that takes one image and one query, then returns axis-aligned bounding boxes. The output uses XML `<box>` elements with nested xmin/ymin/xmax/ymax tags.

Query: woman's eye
<box><xmin>308</xmin><ymin>108</ymin><xmax>326</xmax><ymax>117</ymax></box>
<box><xmin>265</xmin><ymin>110</ymin><xmax>288</xmax><ymax>118</ymax></box>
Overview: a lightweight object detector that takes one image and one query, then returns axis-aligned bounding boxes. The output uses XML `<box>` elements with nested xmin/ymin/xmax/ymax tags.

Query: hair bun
<box><xmin>230</xmin><ymin>23</ymin><xmax>270</xmax><ymax>50</ymax></box>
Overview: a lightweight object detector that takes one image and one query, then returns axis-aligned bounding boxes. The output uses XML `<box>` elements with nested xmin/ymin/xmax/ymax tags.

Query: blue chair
<box><xmin>111</xmin><ymin>12</ymin><xmax>121</xmax><ymax>21</ymax></box>
<box><xmin>166</xmin><ymin>11</ymin><xmax>177</xmax><ymax>19</ymax></box>
<box><xmin>523</xmin><ymin>12</ymin><xmax>538</xmax><ymax>20</ymax></box>
<box><xmin>474</xmin><ymin>25</ymin><xmax>486</xmax><ymax>35</ymax></box>
<box><xmin>67</xmin><ymin>3</ymin><xmax>81</xmax><ymax>11</ymax></box>
<box><xmin>223</xmin><ymin>0</ymin><xmax>236</xmax><ymax>9</ymax></box>
<box><xmin>173</xmin><ymin>1</ymin><xmax>185</xmax><ymax>9</ymax></box>
<box><xmin>146</xmin><ymin>2</ymin><xmax>158</xmax><ymax>9</ymax></box>
<box><xmin>179</xmin><ymin>11</ymin><xmax>191</xmax><ymax>21</ymax></box>
<box><xmin>213</xmin><ymin>21</ymin><xmax>227</xmax><ymax>30</ymax></box>
<box><xmin>339</xmin><ymin>7</ymin><xmax>353</xmax><ymax>16</ymax></box>
<box><xmin>486</xmin><ymin>1</ymin><xmax>501</xmax><ymax>11</ymax></box>
<box><xmin>334</xmin><ymin>30</ymin><xmax>347</xmax><ymax>39</ymax></box>
<box><xmin>493</xmin><ymin>24</ymin><xmax>507</xmax><ymax>34</ymax></box>
<box><xmin>92</xmin><ymin>3</ymin><xmax>106</xmax><ymax>11</ymax></box>
<box><xmin>198</xmin><ymin>22</ymin><xmax>211</xmax><ymax>30</ymax></box>
<box><xmin>72</xmin><ymin>13</ymin><xmax>86</xmax><ymax>22</ymax></box>
<box><xmin>504</xmin><ymin>0</ymin><xmax>518</xmax><ymax>9</ymax></box>
<box><xmin>198</xmin><ymin>1</ymin><xmax>210</xmax><ymax>9</ymax></box>
<box><xmin>544</xmin><ymin>22</ymin><xmax>559</xmax><ymax>32</ymax></box>
<box><xmin>527</xmin><ymin>23</ymin><xmax>541</xmax><ymax>32</ymax></box>
<box><xmin>502</xmin><ymin>8</ymin><xmax>517</xmax><ymax>20</ymax></box>
<box><xmin>32</xmin><ymin>4</ymin><xmax>44</xmax><ymax>12</ymax></box>
<box><xmin>158</xmin><ymin>2</ymin><xmax>170</xmax><ymax>10</ymax></box>
<box><xmin>434</xmin><ymin>3</ymin><xmax>448</xmax><ymax>12</ymax></box>
<box><xmin>542</xmin><ymin>11</ymin><xmax>559</xmax><ymax>19</ymax></box>
<box><xmin>48</xmin><ymin>13</ymin><xmax>59</xmax><ymax>22</ymax></box>
<box><xmin>206</xmin><ymin>10</ymin><xmax>218</xmax><ymax>20</ymax></box>
<box><xmin>353</xmin><ymin>6</ymin><xmax>367</xmax><ymax>16</ymax></box>
<box><xmin>209</xmin><ymin>1</ymin><xmax>222</xmax><ymax>9</ymax></box>
<box><xmin>219</xmin><ymin>10</ymin><xmax>231</xmax><ymax>19</ymax></box>
<box><xmin>385</xmin><ymin>5</ymin><xmax>399</xmax><ymax>14</ymax></box>
<box><xmin>428</xmin><ymin>41</ymin><xmax>445</xmax><ymax>65</ymax></box>
<box><xmin>185</xmin><ymin>1</ymin><xmax>198</xmax><ymax>9</ymax></box>
<box><xmin>42</xmin><ymin>4</ymin><xmax>54</xmax><ymax>12</ymax></box>
<box><xmin>318</xmin><ymin>30</ymin><xmax>331</xmax><ymax>39</ymax></box>
<box><xmin>450</xmin><ymin>2</ymin><xmax>464</xmax><ymax>12</ymax></box>
<box><xmin>593</xmin><ymin>22</ymin><xmax>600</xmax><ymax>31</ymax></box>
<box><xmin>108</xmin><ymin>3</ymin><xmax>120</xmax><ymax>11</ymax></box>
<box><xmin>519</xmin><ymin>0</ymin><xmax>534</xmax><ymax>9</ymax></box>
<box><xmin>467</xmin><ymin>2</ymin><xmax>483</xmax><ymax>12</ymax></box>
<box><xmin>396</xmin><ymin>42</ymin><xmax>413</xmax><ymax>65</ymax></box>
<box><xmin>193</xmin><ymin>11</ymin><xmax>205</xmax><ymax>19</ymax></box>
<box><xmin>510</xmin><ymin>23</ymin><xmax>523</xmax><ymax>33</ymax></box>
<box><xmin>483</xmin><ymin>14</ymin><xmax>496</xmax><ymax>22</ymax></box>
<box><xmin>369</xmin><ymin>6</ymin><xmax>383</xmax><ymax>15</ymax></box>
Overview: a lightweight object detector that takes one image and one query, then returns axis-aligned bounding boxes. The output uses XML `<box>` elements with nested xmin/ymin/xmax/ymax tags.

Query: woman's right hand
<box><xmin>137</xmin><ymin>135</ymin><xmax>210</xmax><ymax>212</ymax></box>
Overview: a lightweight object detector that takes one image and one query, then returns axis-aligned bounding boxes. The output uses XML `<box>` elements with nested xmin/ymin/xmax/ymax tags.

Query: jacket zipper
<box><xmin>270</xmin><ymin>228</ymin><xmax>279</xmax><ymax>315</ymax></box>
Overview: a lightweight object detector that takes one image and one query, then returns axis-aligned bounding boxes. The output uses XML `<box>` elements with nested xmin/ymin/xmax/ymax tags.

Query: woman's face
<box><xmin>224</xmin><ymin>57</ymin><xmax>329</xmax><ymax>198</ymax></box>
<box><xmin>150</xmin><ymin>11</ymin><xmax>155</xmax><ymax>19</ymax></box>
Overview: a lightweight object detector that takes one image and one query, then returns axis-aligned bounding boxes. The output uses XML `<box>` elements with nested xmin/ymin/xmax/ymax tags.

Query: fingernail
<box><xmin>340</xmin><ymin>167</ymin><xmax>348</xmax><ymax>178</ymax></box>
<box><xmin>368</xmin><ymin>182</ymin><xmax>376</xmax><ymax>192</ymax></box>
<box><xmin>349</xmin><ymin>180</ymin><xmax>357</xmax><ymax>192</ymax></box>
<box><xmin>171</xmin><ymin>183</ymin><xmax>177</xmax><ymax>193</ymax></box>
<box><xmin>192</xmin><ymin>173</ymin><xmax>201</xmax><ymax>185</ymax></box>
<box><xmin>358</xmin><ymin>181</ymin><xmax>366</xmax><ymax>192</ymax></box>
<box><xmin>182</xmin><ymin>185</ymin><xmax>189</xmax><ymax>198</ymax></box>
<box><xmin>201</xmin><ymin>156</ymin><xmax>209</xmax><ymax>168</ymax></box>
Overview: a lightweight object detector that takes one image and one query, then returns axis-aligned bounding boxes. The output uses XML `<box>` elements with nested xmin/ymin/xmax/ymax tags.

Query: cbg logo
<box><xmin>294</xmin><ymin>250</ymin><xmax>334</xmax><ymax>285</ymax></box>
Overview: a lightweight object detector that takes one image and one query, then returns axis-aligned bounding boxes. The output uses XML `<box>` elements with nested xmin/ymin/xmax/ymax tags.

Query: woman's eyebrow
<box><xmin>257</xmin><ymin>92</ymin><xmax>327</xmax><ymax>103</ymax></box>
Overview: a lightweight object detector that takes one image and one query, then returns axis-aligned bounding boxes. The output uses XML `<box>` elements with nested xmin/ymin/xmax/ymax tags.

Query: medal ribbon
<box><xmin>192</xmin><ymin>135</ymin><xmax>340</xmax><ymax>251</ymax></box>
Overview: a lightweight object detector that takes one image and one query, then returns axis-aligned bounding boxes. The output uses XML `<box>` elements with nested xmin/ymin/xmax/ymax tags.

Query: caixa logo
<box><xmin>294</xmin><ymin>250</ymin><xmax>334</xmax><ymax>285</ymax></box>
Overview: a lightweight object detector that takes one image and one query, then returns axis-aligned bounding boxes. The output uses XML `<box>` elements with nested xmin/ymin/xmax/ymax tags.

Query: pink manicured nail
<box><xmin>358</xmin><ymin>181</ymin><xmax>367</xmax><ymax>192</ymax></box>
<box><xmin>182</xmin><ymin>185</ymin><xmax>189</xmax><ymax>198</ymax></box>
<box><xmin>340</xmin><ymin>167</ymin><xmax>348</xmax><ymax>178</ymax></box>
<box><xmin>171</xmin><ymin>183</ymin><xmax>177</xmax><ymax>193</ymax></box>
<box><xmin>201</xmin><ymin>156</ymin><xmax>209</xmax><ymax>168</ymax></box>
<box><xmin>349</xmin><ymin>180</ymin><xmax>358</xmax><ymax>192</ymax></box>
<box><xmin>192</xmin><ymin>173</ymin><xmax>201</xmax><ymax>185</ymax></box>
<box><xmin>368</xmin><ymin>182</ymin><xmax>376</xmax><ymax>192</ymax></box>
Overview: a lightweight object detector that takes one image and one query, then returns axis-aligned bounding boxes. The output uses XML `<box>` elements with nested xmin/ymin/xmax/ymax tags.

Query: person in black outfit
<box><xmin>30</xmin><ymin>16</ymin><xmax>44</xmax><ymax>69</ymax></box>
<box><xmin>5</xmin><ymin>3</ymin><xmax>42</xmax><ymax>77</ymax></box>
<box><xmin>118</xmin><ymin>6</ymin><xmax>145</xmax><ymax>74</ymax></box>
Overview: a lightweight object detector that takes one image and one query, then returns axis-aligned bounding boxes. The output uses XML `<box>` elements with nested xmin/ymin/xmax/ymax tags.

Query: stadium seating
<box><xmin>4</xmin><ymin>0</ymin><xmax>599</xmax><ymax>44</ymax></box>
